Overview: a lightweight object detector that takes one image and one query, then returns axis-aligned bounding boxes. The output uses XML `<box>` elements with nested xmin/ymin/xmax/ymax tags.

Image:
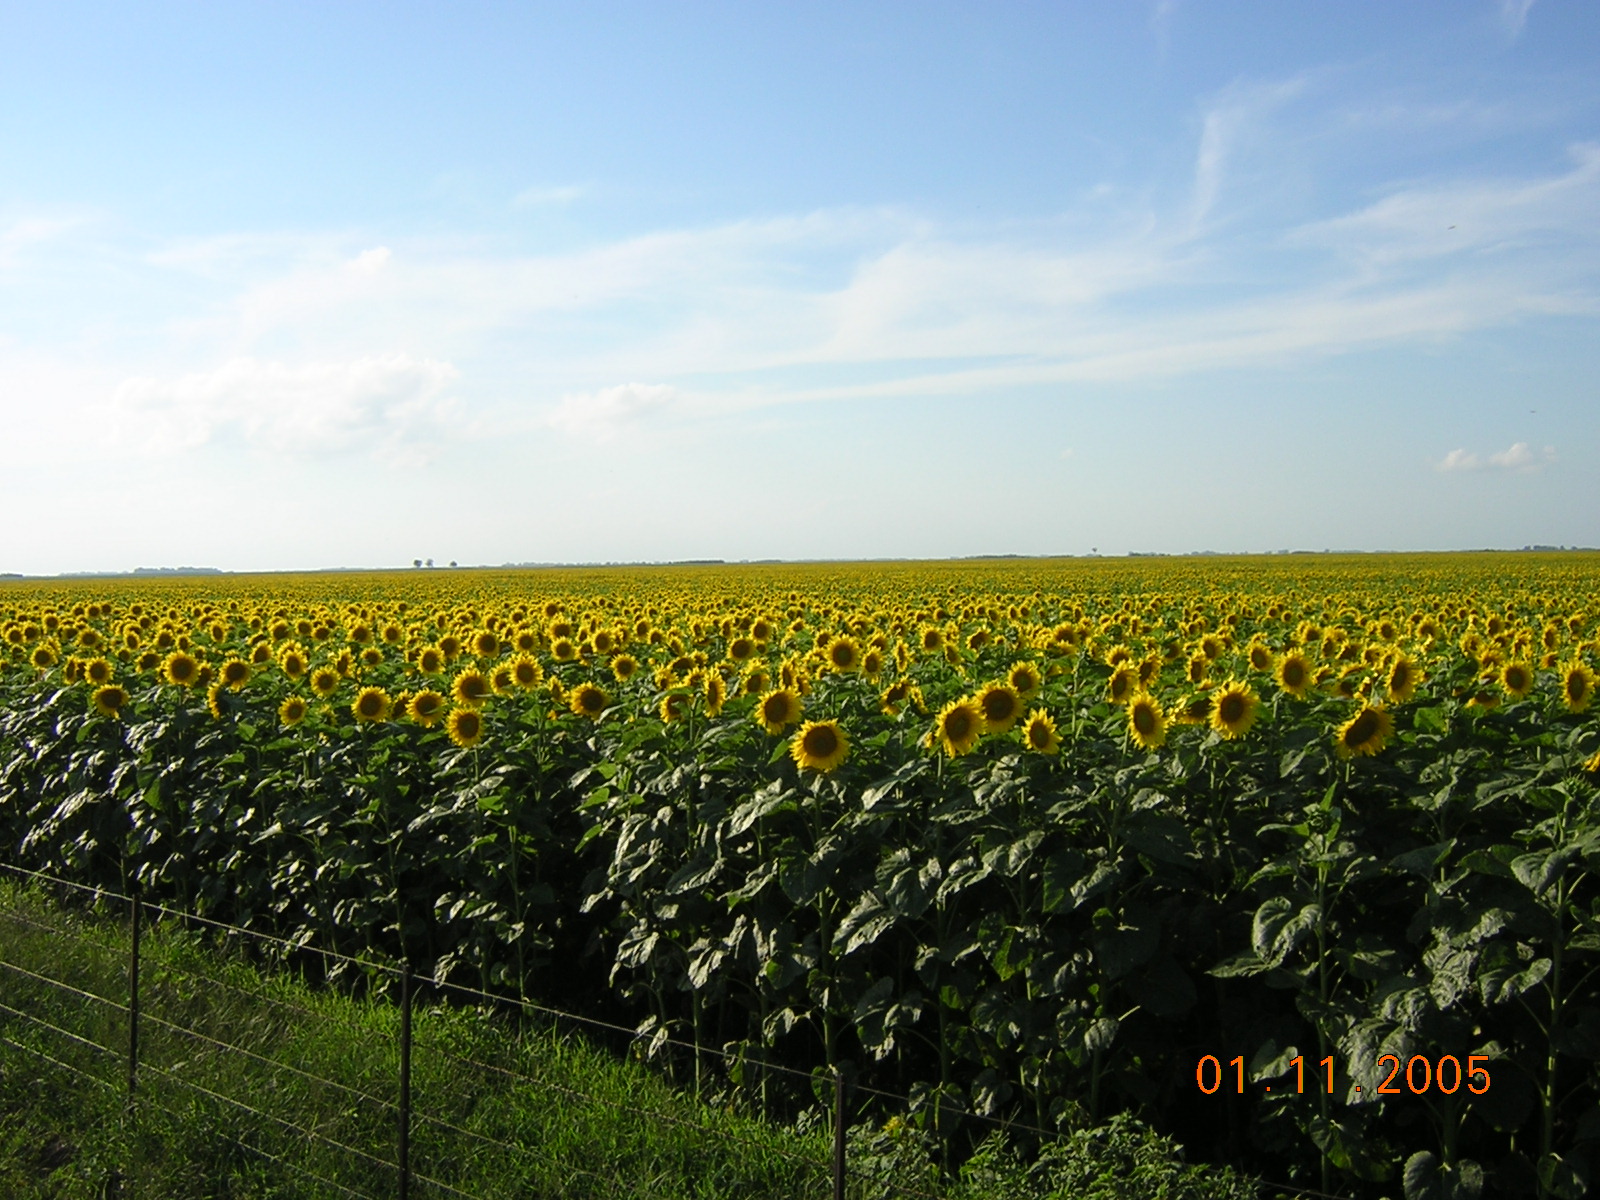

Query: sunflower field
<box><xmin>3</xmin><ymin>554</ymin><xmax>1599</xmax><ymax>1198</ymax></box>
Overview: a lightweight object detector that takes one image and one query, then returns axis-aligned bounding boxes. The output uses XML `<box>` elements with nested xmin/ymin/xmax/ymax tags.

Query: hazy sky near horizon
<box><xmin>2</xmin><ymin>1</ymin><xmax>1598</xmax><ymax>574</ymax></box>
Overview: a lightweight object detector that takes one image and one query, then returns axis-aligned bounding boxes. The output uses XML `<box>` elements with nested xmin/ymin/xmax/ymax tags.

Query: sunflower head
<box><xmin>83</xmin><ymin>657</ymin><xmax>114</xmax><ymax>685</ymax></box>
<box><xmin>1127</xmin><ymin>693</ymin><xmax>1167</xmax><ymax>751</ymax></box>
<box><xmin>1276</xmin><ymin>652</ymin><xmax>1313</xmax><ymax>700</ymax></box>
<box><xmin>92</xmin><ymin>684</ymin><xmax>129</xmax><ymax>719</ymax></box>
<box><xmin>976</xmin><ymin>683</ymin><xmax>1022</xmax><ymax>732</ymax></box>
<box><xmin>755</xmin><ymin>688</ymin><xmax>802</xmax><ymax>735</ymax></box>
<box><xmin>660</xmin><ymin>692</ymin><xmax>690</xmax><ymax>723</ymax></box>
<box><xmin>352</xmin><ymin>687</ymin><xmax>392</xmax><ymax>723</ymax></box>
<box><xmin>309</xmin><ymin>667</ymin><xmax>340</xmax><ymax>698</ymax></box>
<box><xmin>1210</xmin><ymin>681</ymin><xmax>1259</xmax><ymax>740</ymax></box>
<box><xmin>1247</xmin><ymin>643</ymin><xmax>1274</xmax><ymax>673</ymax></box>
<box><xmin>277</xmin><ymin>646</ymin><xmax>308</xmax><ymax>680</ymax></box>
<box><xmin>570</xmin><ymin>682</ymin><xmax>609</xmax><ymax>720</ymax></box>
<box><xmin>452</xmin><ymin>669</ymin><xmax>491</xmax><ymax>707</ymax></box>
<box><xmin>279</xmin><ymin>696</ymin><xmax>309</xmax><ymax>726</ymax></box>
<box><xmin>791</xmin><ymin>719</ymin><xmax>849</xmax><ymax>773</ymax></box>
<box><xmin>1108</xmin><ymin>665</ymin><xmax>1138</xmax><ymax>706</ymax></box>
<box><xmin>409</xmin><ymin>689</ymin><xmax>446</xmax><ymax>726</ymax></box>
<box><xmin>446</xmin><ymin>707</ymin><xmax>483</xmax><ymax>748</ymax></box>
<box><xmin>1336</xmin><ymin>704</ymin><xmax>1394</xmax><ymax>759</ymax></box>
<box><xmin>704</xmin><ymin>673</ymin><xmax>727</xmax><ymax>718</ymax></box>
<box><xmin>934</xmin><ymin>698</ymin><xmax>985</xmax><ymax>758</ymax></box>
<box><xmin>1007</xmin><ymin>661</ymin><xmax>1042</xmax><ymax>700</ymax></box>
<box><xmin>220</xmin><ymin>658</ymin><xmax>252</xmax><ymax>690</ymax></box>
<box><xmin>418</xmin><ymin>646</ymin><xmax>446</xmax><ymax>675</ymax></box>
<box><xmin>1559</xmin><ymin>661</ymin><xmax>1594</xmax><ymax>713</ymax></box>
<box><xmin>1386</xmin><ymin>654</ymin><xmax>1420</xmax><ymax>704</ymax></box>
<box><xmin>1500</xmin><ymin>661</ymin><xmax>1534</xmax><ymax>701</ymax></box>
<box><xmin>1020</xmin><ymin>708</ymin><xmax>1059</xmax><ymax>755</ymax></box>
<box><xmin>162</xmin><ymin>651</ymin><xmax>201</xmax><ymax>688</ymax></box>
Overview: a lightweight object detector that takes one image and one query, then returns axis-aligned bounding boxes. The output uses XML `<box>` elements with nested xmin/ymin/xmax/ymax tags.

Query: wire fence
<box><xmin>0</xmin><ymin>861</ymin><xmax>951</xmax><ymax>1200</ymax></box>
<box><xmin>0</xmin><ymin>861</ymin><xmax>1343</xmax><ymax>1200</ymax></box>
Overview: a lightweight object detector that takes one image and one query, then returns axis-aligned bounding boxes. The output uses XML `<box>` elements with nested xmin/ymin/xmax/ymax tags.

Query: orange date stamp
<box><xmin>1195</xmin><ymin>1053</ymin><xmax>1492</xmax><ymax>1096</ymax></box>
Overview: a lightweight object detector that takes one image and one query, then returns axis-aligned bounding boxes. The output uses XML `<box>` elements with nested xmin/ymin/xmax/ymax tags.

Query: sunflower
<box><xmin>1247</xmin><ymin>642</ymin><xmax>1274</xmax><ymax>673</ymax></box>
<box><xmin>741</xmin><ymin>665</ymin><xmax>771</xmax><ymax>696</ymax></box>
<box><xmin>452</xmin><ymin>669</ymin><xmax>491</xmax><ymax>707</ymax></box>
<box><xmin>1020</xmin><ymin>708</ymin><xmax>1059</xmax><ymax>755</ymax></box>
<box><xmin>409</xmin><ymin>689</ymin><xmax>446</xmax><ymax>726</ymax></box>
<box><xmin>880</xmin><ymin>679</ymin><xmax>912</xmax><ymax>715</ymax></box>
<box><xmin>704</xmin><ymin>673</ymin><xmax>727</xmax><ymax>718</ymax></box>
<box><xmin>569</xmin><ymin>682</ymin><xmax>608</xmax><ymax>720</ymax></box>
<box><xmin>352</xmin><ymin>687</ymin><xmax>392</xmax><ymax>723</ymax></box>
<box><xmin>81</xmin><ymin>657</ymin><xmax>114</xmax><ymax>685</ymax></box>
<box><xmin>934</xmin><ymin>698</ymin><xmax>985</xmax><ymax>758</ymax></box>
<box><xmin>309</xmin><ymin>667</ymin><xmax>340</xmax><ymax>698</ymax></box>
<box><xmin>1276</xmin><ymin>651</ymin><xmax>1313</xmax><ymax>700</ymax></box>
<box><xmin>1107</xmin><ymin>664</ymin><xmax>1138</xmax><ymax>706</ymax></box>
<box><xmin>660</xmin><ymin>692</ymin><xmax>690</xmax><ymax>723</ymax></box>
<box><xmin>511</xmin><ymin>655</ymin><xmax>545</xmax><ymax>690</ymax></box>
<box><xmin>1385</xmin><ymin>654</ymin><xmax>1420</xmax><ymax>704</ymax></box>
<box><xmin>790</xmin><ymin>719</ymin><xmax>849</xmax><ymax>772</ymax></box>
<box><xmin>1500</xmin><ymin>661</ymin><xmax>1534</xmax><ymax>701</ymax></box>
<box><xmin>860</xmin><ymin>648</ymin><xmax>885</xmax><ymax>679</ymax></box>
<box><xmin>1185</xmin><ymin>653</ymin><xmax>1208</xmax><ymax>685</ymax></box>
<box><xmin>550</xmin><ymin>638</ymin><xmax>578</xmax><ymax>662</ymax></box>
<box><xmin>1584</xmin><ymin>748</ymin><xmax>1600</xmax><ymax>775</ymax></box>
<box><xmin>1127</xmin><ymin>693</ymin><xmax>1167</xmax><ymax>751</ymax></box>
<box><xmin>92</xmin><ymin>684</ymin><xmax>129</xmax><ymax>718</ymax></box>
<box><xmin>445</xmin><ymin>707</ymin><xmax>483</xmax><ymax>748</ymax></box>
<box><xmin>162</xmin><ymin>650</ymin><xmax>201</xmax><ymax>687</ymax></box>
<box><xmin>1559</xmin><ymin>661</ymin><xmax>1594</xmax><ymax>713</ymax></box>
<box><xmin>472</xmin><ymin>630</ymin><xmax>499</xmax><ymax>658</ymax></box>
<box><xmin>727</xmin><ymin>636</ymin><xmax>756</xmax><ymax>663</ymax></box>
<box><xmin>976</xmin><ymin>683</ymin><xmax>1022</xmax><ymax>732</ymax></box>
<box><xmin>1007</xmin><ymin>661</ymin><xmax>1042</xmax><ymax>701</ymax></box>
<box><xmin>490</xmin><ymin>664</ymin><xmax>515</xmax><ymax>695</ymax></box>
<box><xmin>206</xmin><ymin>684</ymin><xmax>227</xmax><ymax>721</ymax></box>
<box><xmin>277</xmin><ymin>645</ymin><xmax>308</xmax><ymax>680</ymax></box>
<box><xmin>755</xmin><ymin>688</ymin><xmax>802</xmax><ymax>735</ymax></box>
<box><xmin>279</xmin><ymin>695</ymin><xmax>308</xmax><ymax>726</ymax></box>
<box><xmin>417</xmin><ymin>646</ymin><xmax>446</xmax><ymax>675</ymax></box>
<box><xmin>823</xmin><ymin>636</ymin><xmax>861</xmax><ymax>673</ymax></box>
<box><xmin>219</xmin><ymin>658</ymin><xmax>251</xmax><ymax>690</ymax></box>
<box><xmin>1210</xmin><ymin>681</ymin><xmax>1259</xmax><ymax>739</ymax></box>
<box><xmin>1335</xmin><ymin>704</ymin><xmax>1394</xmax><ymax>759</ymax></box>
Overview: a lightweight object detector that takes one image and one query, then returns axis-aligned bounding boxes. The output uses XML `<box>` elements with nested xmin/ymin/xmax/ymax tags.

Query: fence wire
<box><xmin>1</xmin><ymin>860</ymin><xmax>1327</xmax><ymax>1200</ymax></box>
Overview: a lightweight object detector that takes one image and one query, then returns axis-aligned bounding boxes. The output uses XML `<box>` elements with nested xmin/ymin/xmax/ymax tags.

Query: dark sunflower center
<box><xmin>1283</xmin><ymin>663</ymin><xmax>1304</xmax><ymax>686</ymax></box>
<box><xmin>1219</xmin><ymin>695</ymin><xmax>1245</xmax><ymax>723</ymax></box>
<box><xmin>1345</xmin><ymin>711</ymin><xmax>1379</xmax><ymax>746</ymax></box>
<box><xmin>804</xmin><ymin>727</ymin><xmax>838</xmax><ymax>757</ymax></box>
<box><xmin>1134</xmin><ymin>706</ymin><xmax>1156</xmax><ymax>735</ymax></box>
<box><xmin>945</xmin><ymin>712</ymin><xmax>972</xmax><ymax>739</ymax></box>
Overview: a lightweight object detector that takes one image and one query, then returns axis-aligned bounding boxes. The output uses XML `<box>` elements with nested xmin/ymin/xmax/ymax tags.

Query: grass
<box><xmin>0</xmin><ymin>877</ymin><xmax>1263</xmax><ymax>1200</ymax></box>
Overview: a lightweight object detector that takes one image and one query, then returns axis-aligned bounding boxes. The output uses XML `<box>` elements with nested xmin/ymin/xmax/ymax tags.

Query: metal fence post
<box><xmin>399</xmin><ymin>963</ymin><xmax>412</xmax><ymax>1200</ymax></box>
<box><xmin>833</xmin><ymin>1065</ymin><xmax>846</xmax><ymax>1200</ymax></box>
<box><xmin>127</xmin><ymin>883</ymin><xmax>141</xmax><ymax>1108</ymax></box>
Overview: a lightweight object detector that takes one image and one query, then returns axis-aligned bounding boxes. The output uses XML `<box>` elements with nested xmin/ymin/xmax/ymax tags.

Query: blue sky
<box><xmin>2</xmin><ymin>1</ymin><xmax>1597</xmax><ymax>573</ymax></box>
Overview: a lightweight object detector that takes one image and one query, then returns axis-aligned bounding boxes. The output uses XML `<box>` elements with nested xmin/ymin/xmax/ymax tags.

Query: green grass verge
<box><xmin>0</xmin><ymin>879</ymin><xmax>1262</xmax><ymax>1200</ymax></box>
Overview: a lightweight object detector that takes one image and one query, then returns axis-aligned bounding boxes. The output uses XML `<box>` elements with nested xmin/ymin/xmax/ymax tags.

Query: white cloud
<box><xmin>1436</xmin><ymin>441</ymin><xmax>1556</xmax><ymax>472</ymax></box>
<box><xmin>0</xmin><ymin>215</ymin><xmax>86</xmax><ymax>266</ymax></box>
<box><xmin>513</xmin><ymin>184</ymin><xmax>589</xmax><ymax>207</ymax></box>
<box><xmin>1500</xmin><ymin>0</ymin><xmax>1536</xmax><ymax>38</ymax></box>
<box><xmin>545</xmin><ymin>382</ymin><xmax>684</xmax><ymax>443</ymax></box>
<box><xmin>103</xmin><ymin>354</ymin><xmax>461</xmax><ymax>466</ymax></box>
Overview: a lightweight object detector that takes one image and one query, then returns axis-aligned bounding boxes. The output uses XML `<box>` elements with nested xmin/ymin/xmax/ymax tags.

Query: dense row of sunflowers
<box><xmin>4</xmin><ymin>555</ymin><xmax>1600</xmax><ymax>1198</ymax></box>
<box><xmin>4</xmin><ymin>559</ymin><xmax>1597</xmax><ymax>772</ymax></box>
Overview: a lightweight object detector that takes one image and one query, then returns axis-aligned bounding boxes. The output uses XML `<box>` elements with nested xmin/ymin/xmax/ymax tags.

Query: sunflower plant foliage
<box><xmin>1</xmin><ymin>554</ymin><xmax>1599</xmax><ymax>1198</ymax></box>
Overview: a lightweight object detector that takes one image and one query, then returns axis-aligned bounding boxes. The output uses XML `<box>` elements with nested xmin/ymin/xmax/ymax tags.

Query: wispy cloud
<box><xmin>545</xmin><ymin>382</ymin><xmax>685</xmax><ymax>442</ymax></box>
<box><xmin>1436</xmin><ymin>441</ymin><xmax>1556</xmax><ymax>472</ymax></box>
<box><xmin>1499</xmin><ymin>0</ymin><xmax>1537</xmax><ymax>38</ymax></box>
<box><xmin>102</xmin><ymin>354</ymin><xmax>462</xmax><ymax>467</ymax></box>
<box><xmin>513</xmin><ymin>184</ymin><xmax>589</xmax><ymax>207</ymax></box>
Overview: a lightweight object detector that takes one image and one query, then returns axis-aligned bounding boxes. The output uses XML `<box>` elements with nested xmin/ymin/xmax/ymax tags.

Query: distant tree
<box><xmin>449</xmin><ymin>560</ymin><xmax>458</xmax><ymax>568</ymax></box>
<box><xmin>426</xmin><ymin>558</ymin><xmax>434</xmax><ymax>568</ymax></box>
<box><xmin>413</xmin><ymin>559</ymin><xmax>422</xmax><ymax>569</ymax></box>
